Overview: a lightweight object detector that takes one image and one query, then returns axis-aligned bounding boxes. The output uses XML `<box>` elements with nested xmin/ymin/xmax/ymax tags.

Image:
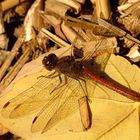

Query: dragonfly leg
<box><xmin>37</xmin><ymin>71</ymin><xmax>59</xmax><ymax>79</ymax></box>
<box><xmin>73</xmin><ymin>78</ymin><xmax>88</xmax><ymax>97</ymax></box>
<box><xmin>77</xmin><ymin>79</ymin><xmax>93</xmax><ymax>104</ymax></box>
<box><xmin>50</xmin><ymin>75</ymin><xmax>68</xmax><ymax>94</ymax></box>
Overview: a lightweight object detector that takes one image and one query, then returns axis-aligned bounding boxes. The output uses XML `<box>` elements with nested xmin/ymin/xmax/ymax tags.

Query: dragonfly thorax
<box><xmin>43</xmin><ymin>53</ymin><xmax>84</xmax><ymax>79</ymax></box>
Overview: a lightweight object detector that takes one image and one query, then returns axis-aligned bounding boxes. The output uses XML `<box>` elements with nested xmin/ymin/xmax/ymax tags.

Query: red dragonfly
<box><xmin>1</xmin><ymin>31</ymin><xmax>140</xmax><ymax>134</ymax></box>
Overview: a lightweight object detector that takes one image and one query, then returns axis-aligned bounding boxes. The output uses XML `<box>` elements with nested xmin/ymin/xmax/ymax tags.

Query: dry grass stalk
<box><xmin>0</xmin><ymin>46</ymin><xmax>31</xmax><ymax>92</ymax></box>
<box><xmin>40</xmin><ymin>28</ymin><xmax>71</xmax><ymax>48</ymax></box>
<box><xmin>0</xmin><ymin>5</ymin><xmax>8</xmax><ymax>50</ymax></box>
<box><xmin>0</xmin><ymin>37</ymin><xmax>23</xmax><ymax>82</ymax></box>
<box><xmin>93</xmin><ymin>0</ymin><xmax>111</xmax><ymax>20</ymax></box>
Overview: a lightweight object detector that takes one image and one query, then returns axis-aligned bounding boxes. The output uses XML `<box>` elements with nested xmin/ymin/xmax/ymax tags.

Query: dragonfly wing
<box><xmin>93</xmin><ymin>52</ymin><xmax>110</xmax><ymax>72</ymax></box>
<box><xmin>80</xmin><ymin>39</ymin><xmax>114</xmax><ymax>99</ymax></box>
<box><xmin>1</xmin><ymin>74</ymin><xmax>66</xmax><ymax>118</ymax></box>
<box><xmin>83</xmin><ymin>37</ymin><xmax>115</xmax><ymax>72</ymax></box>
<box><xmin>31</xmin><ymin>88</ymin><xmax>69</xmax><ymax>133</ymax></box>
<box><xmin>31</xmin><ymin>77</ymin><xmax>86</xmax><ymax>133</ymax></box>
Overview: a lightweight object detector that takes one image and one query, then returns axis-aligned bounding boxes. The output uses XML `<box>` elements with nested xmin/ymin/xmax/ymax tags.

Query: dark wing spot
<box><xmin>3</xmin><ymin>102</ymin><xmax>10</xmax><ymax>108</ymax></box>
<box><xmin>32</xmin><ymin>116</ymin><xmax>38</xmax><ymax>124</ymax></box>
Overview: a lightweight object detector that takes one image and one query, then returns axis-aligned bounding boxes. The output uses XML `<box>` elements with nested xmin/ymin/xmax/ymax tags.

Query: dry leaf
<box><xmin>0</xmin><ymin>47</ymin><xmax>140</xmax><ymax>140</ymax></box>
<box><xmin>118</xmin><ymin>1</ymin><xmax>140</xmax><ymax>36</ymax></box>
<box><xmin>0</xmin><ymin>123</ymin><xmax>9</xmax><ymax>135</ymax></box>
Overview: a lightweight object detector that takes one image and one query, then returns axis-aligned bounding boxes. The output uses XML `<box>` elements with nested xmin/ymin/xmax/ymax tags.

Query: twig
<box><xmin>93</xmin><ymin>0</ymin><xmax>111</xmax><ymax>20</ymax></box>
<box><xmin>0</xmin><ymin>46</ymin><xmax>31</xmax><ymax>92</ymax></box>
<box><xmin>0</xmin><ymin>37</ymin><xmax>23</xmax><ymax>81</ymax></box>
<box><xmin>0</xmin><ymin>6</ymin><xmax>8</xmax><ymax>50</ymax></box>
<box><xmin>40</xmin><ymin>28</ymin><xmax>71</xmax><ymax>48</ymax></box>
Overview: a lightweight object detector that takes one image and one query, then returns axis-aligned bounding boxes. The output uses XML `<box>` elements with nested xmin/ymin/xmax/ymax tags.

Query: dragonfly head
<box><xmin>42</xmin><ymin>53</ymin><xmax>58</xmax><ymax>70</ymax></box>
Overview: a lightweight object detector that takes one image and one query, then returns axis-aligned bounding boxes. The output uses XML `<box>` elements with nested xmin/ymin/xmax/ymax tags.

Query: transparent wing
<box><xmin>1</xmin><ymin>36</ymin><xmax>115</xmax><ymax>133</ymax></box>
<box><xmin>1</xmin><ymin>73</ymin><xmax>68</xmax><ymax>118</ymax></box>
<box><xmin>79</xmin><ymin>38</ymin><xmax>113</xmax><ymax>98</ymax></box>
<box><xmin>82</xmin><ymin>37</ymin><xmax>114</xmax><ymax>72</ymax></box>
<box><xmin>31</xmin><ymin>78</ymin><xmax>87</xmax><ymax>133</ymax></box>
<box><xmin>1</xmin><ymin>69</ymin><xmax>96</xmax><ymax>133</ymax></box>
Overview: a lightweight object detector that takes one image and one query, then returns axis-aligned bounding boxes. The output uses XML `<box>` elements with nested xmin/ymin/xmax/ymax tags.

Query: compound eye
<box><xmin>42</xmin><ymin>53</ymin><xmax>58</xmax><ymax>70</ymax></box>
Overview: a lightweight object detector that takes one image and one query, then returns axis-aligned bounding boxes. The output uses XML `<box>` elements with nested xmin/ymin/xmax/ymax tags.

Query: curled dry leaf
<box><xmin>126</xmin><ymin>44</ymin><xmax>140</xmax><ymax>62</ymax></box>
<box><xmin>24</xmin><ymin>0</ymin><xmax>44</xmax><ymax>42</ymax></box>
<box><xmin>118</xmin><ymin>0</ymin><xmax>140</xmax><ymax>36</ymax></box>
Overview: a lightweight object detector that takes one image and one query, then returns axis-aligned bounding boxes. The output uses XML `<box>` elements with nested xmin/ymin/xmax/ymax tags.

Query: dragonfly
<box><xmin>1</xmin><ymin>31</ymin><xmax>140</xmax><ymax>135</ymax></box>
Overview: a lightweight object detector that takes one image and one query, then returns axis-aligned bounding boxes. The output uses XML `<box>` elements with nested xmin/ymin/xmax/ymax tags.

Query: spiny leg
<box><xmin>50</xmin><ymin>75</ymin><xmax>68</xmax><ymax>94</ymax></box>
<box><xmin>70</xmin><ymin>76</ymin><xmax>88</xmax><ymax>97</ymax></box>
<box><xmin>77</xmin><ymin>79</ymin><xmax>88</xmax><ymax>97</ymax></box>
<box><xmin>37</xmin><ymin>71</ymin><xmax>68</xmax><ymax>94</ymax></box>
<box><xmin>76</xmin><ymin>78</ymin><xmax>92</xmax><ymax>102</ymax></box>
<box><xmin>37</xmin><ymin>71</ymin><xmax>58</xmax><ymax>79</ymax></box>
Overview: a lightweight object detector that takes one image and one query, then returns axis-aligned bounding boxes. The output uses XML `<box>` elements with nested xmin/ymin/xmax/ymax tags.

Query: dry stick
<box><xmin>0</xmin><ymin>47</ymin><xmax>31</xmax><ymax>92</ymax></box>
<box><xmin>0</xmin><ymin>5</ymin><xmax>9</xmax><ymax>50</ymax></box>
<box><xmin>40</xmin><ymin>28</ymin><xmax>71</xmax><ymax>48</ymax></box>
<box><xmin>94</xmin><ymin>0</ymin><xmax>111</xmax><ymax>20</ymax></box>
<box><xmin>0</xmin><ymin>37</ymin><xmax>23</xmax><ymax>81</ymax></box>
